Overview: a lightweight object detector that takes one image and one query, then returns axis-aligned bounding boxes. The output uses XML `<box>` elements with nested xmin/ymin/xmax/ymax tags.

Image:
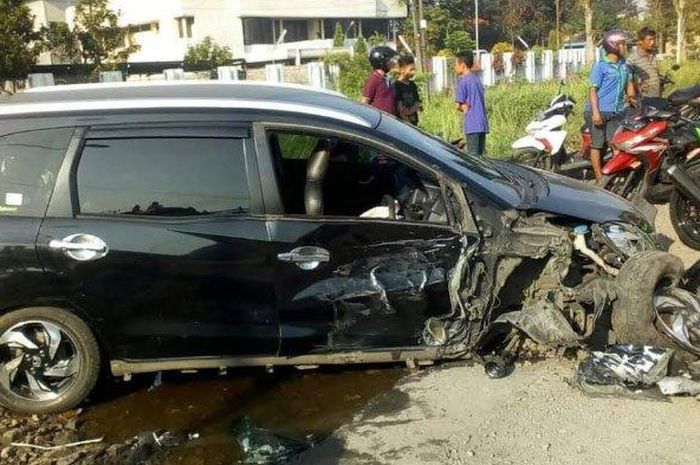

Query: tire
<box><xmin>0</xmin><ymin>307</ymin><xmax>100</xmax><ymax>413</ymax></box>
<box><xmin>511</xmin><ymin>148</ymin><xmax>552</xmax><ymax>171</ymax></box>
<box><xmin>612</xmin><ymin>251</ymin><xmax>684</xmax><ymax>348</ymax></box>
<box><xmin>603</xmin><ymin>169</ymin><xmax>643</xmax><ymax>200</ymax></box>
<box><xmin>670</xmin><ymin>164</ymin><xmax>700</xmax><ymax>250</ymax></box>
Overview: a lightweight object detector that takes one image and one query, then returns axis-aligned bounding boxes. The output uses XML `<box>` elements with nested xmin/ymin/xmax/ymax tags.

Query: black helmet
<box><xmin>368</xmin><ymin>46</ymin><xmax>397</xmax><ymax>72</ymax></box>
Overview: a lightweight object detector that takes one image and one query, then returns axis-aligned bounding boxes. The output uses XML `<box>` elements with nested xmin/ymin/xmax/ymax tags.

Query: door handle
<box><xmin>278</xmin><ymin>246</ymin><xmax>330</xmax><ymax>270</ymax></box>
<box><xmin>49</xmin><ymin>234</ymin><xmax>109</xmax><ymax>262</ymax></box>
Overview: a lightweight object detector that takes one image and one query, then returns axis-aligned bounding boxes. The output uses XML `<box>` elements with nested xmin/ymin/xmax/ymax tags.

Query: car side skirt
<box><xmin>110</xmin><ymin>345</ymin><xmax>467</xmax><ymax>376</ymax></box>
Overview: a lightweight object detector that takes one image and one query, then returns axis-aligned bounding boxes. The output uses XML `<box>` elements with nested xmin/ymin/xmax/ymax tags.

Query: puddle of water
<box><xmin>80</xmin><ymin>366</ymin><xmax>404</xmax><ymax>464</ymax></box>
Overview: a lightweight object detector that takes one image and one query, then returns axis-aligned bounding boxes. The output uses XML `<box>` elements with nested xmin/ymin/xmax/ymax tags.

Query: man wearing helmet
<box><xmin>362</xmin><ymin>46</ymin><xmax>398</xmax><ymax>115</ymax></box>
<box><xmin>585</xmin><ymin>30</ymin><xmax>637</xmax><ymax>185</ymax></box>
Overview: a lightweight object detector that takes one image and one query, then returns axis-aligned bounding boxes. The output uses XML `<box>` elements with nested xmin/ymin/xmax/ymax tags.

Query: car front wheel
<box><xmin>0</xmin><ymin>307</ymin><xmax>100</xmax><ymax>413</ymax></box>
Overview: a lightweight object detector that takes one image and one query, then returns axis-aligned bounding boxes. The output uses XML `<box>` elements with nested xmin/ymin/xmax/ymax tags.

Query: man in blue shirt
<box><xmin>586</xmin><ymin>30</ymin><xmax>637</xmax><ymax>184</ymax></box>
<box><xmin>454</xmin><ymin>51</ymin><xmax>489</xmax><ymax>156</ymax></box>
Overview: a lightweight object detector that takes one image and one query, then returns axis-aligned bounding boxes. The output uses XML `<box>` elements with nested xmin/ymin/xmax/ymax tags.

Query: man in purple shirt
<box><xmin>454</xmin><ymin>51</ymin><xmax>489</xmax><ymax>156</ymax></box>
<box><xmin>362</xmin><ymin>46</ymin><xmax>397</xmax><ymax>115</ymax></box>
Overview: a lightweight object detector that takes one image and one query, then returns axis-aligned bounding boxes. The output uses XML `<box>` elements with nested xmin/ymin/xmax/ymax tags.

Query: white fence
<box><xmin>431</xmin><ymin>48</ymin><xmax>592</xmax><ymax>92</ymax></box>
<box><xmin>24</xmin><ymin>48</ymin><xmax>598</xmax><ymax>93</ymax></box>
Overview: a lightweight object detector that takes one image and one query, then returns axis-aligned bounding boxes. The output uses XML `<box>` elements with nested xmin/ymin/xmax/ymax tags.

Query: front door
<box><xmin>271</xmin><ymin>219</ymin><xmax>464</xmax><ymax>355</ymax></box>
<box><xmin>37</xmin><ymin>126</ymin><xmax>279</xmax><ymax>360</ymax></box>
<box><xmin>261</xmin><ymin>128</ymin><xmax>468</xmax><ymax>355</ymax></box>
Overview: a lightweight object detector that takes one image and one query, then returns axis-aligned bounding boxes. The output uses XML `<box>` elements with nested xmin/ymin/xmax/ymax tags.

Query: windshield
<box><xmin>378</xmin><ymin>115</ymin><xmax>507</xmax><ymax>180</ymax></box>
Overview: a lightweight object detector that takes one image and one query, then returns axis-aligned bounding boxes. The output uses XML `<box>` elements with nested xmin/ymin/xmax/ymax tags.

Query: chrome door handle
<box><xmin>278</xmin><ymin>246</ymin><xmax>330</xmax><ymax>270</ymax></box>
<box><xmin>49</xmin><ymin>234</ymin><xmax>109</xmax><ymax>262</ymax></box>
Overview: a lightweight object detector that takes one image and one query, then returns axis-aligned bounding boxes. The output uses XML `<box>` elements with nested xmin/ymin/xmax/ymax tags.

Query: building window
<box><xmin>131</xmin><ymin>21</ymin><xmax>159</xmax><ymax>34</ymax></box>
<box><xmin>281</xmin><ymin>20</ymin><xmax>309</xmax><ymax>43</ymax></box>
<box><xmin>242</xmin><ymin>18</ymin><xmax>274</xmax><ymax>45</ymax></box>
<box><xmin>176</xmin><ymin>16</ymin><xmax>194</xmax><ymax>39</ymax></box>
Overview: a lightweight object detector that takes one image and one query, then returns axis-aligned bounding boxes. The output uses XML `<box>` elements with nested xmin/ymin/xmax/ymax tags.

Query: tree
<box><xmin>673</xmin><ymin>0</ymin><xmax>687</xmax><ymax>62</ymax></box>
<box><xmin>44</xmin><ymin>21</ymin><xmax>81</xmax><ymax>64</ymax></box>
<box><xmin>579</xmin><ymin>0</ymin><xmax>596</xmax><ymax>64</ymax></box>
<box><xmin>184</xmin><ymin>36</ymin><xmax>233</xmax><ymax>71</ymax></box>
<box><xmin>43</xmin><ymin>0</ymin><xmax>138</xmax><ymax>71</ymax></box>
<box><xmin>444</xmin><ymin>31</ymin><xmax>475</xmax><ymax>55</ymax></box>
<box><xmin>0</xmin><ymin>0</ymin><xmax>43</xmax><ymax>83</ymax></box>
<box><xmin>353</xmin><ymin>35</ymin><xmax>368</xmax><ymax>57</ymax></box>
<box><xmin>647</xmin><ymin>0</ymin><xmax>674</xmax><ymax>53</ymax></box>
<box><xmin>73</xmin><ymin>0</ymin><xmax>139</xmax><ymax>71</ymax></box>
<box><xmin>333</xmin><ymin>22</ymin><xmax>345</xmax><ymax>47</ymax></box>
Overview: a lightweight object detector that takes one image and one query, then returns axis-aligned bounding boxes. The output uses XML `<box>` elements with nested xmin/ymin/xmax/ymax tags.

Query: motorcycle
<box><xmin>510</xmin><ymin>82</ymin><xmax>611</xmax><ymax>179</ymax></box>
<box><xmin>604</xmin><ymin>86</ymin><xmax>700</xmax><ymax>203</ymax></box>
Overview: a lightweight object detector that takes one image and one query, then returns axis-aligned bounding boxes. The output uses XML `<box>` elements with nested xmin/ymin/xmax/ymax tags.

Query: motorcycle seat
<box><xmin>668</xmin><ymin>85</ymin><xmax>700</xmax><ymax>106</ymax></box>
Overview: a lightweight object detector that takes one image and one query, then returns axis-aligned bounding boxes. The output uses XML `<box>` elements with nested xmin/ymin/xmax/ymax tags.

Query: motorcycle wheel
<box><xmin>669</xmin><ymin>160</ymin><xmax>700</xmax><ymax>250</ymax></box>
<box><xmin>511</xmin><ymin>148</ymin><xmax>552</xmax><ymax>171</ymax></box>
<box><xmin>603</xmin><ymin>169</ymin><xmax>643</xmax><ymax>200</ymax></box>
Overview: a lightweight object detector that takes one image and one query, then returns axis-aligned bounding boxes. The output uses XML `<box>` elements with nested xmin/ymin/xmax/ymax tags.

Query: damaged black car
<box><xmin>0</xmin><ymin>82</ymin><xmax>697</xmax><ymax>413</ymax></box>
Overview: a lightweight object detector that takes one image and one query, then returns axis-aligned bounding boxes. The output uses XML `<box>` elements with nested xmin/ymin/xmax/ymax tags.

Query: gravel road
<box><xmin>297</xmin><ymin>358</ymin><xmax>700</xmax><ymax>465</ymax></box>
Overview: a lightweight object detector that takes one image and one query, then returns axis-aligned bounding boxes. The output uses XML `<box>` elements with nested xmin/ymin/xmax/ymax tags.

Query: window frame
<box><xmin>63</xmin><ymin>124</ymin><xmax>264</xmax><ymax>221</ymax></box>
<box><xmin>253</xmin><ymin>122</ymin><xmax>458</xmax><ymax>229</ymax></box>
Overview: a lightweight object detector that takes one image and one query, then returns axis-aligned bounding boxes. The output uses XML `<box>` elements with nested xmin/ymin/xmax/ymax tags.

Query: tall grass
<box><xmin>418</xmin><ymin>60</ymin><xmax>699</xmax><ymax>159</ymax></box>
<box><xmin>419</xmin><ymin>77</ymin><xmax>589</xmax><ymax>159</ymax></box>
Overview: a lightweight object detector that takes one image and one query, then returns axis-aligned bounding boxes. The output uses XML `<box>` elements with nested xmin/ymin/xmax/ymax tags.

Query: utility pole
<box><xmin>555</xmin><ymin>0</ymin><xmax>561</xmax><ymax>50</ymax></box>
<box><xmin>411</xmin><ymin>0</ymin><xmax>423</xmax><ymax>72</ymax></box>
<box><xmin>474</xmin><ymin>0</ymin><xmax>480</xmax><ymax>52</ymax></box>
<box><xmin>418</xmin><ymin>0</ymin><xmax>428</xmax><ymax>72</ymax></box>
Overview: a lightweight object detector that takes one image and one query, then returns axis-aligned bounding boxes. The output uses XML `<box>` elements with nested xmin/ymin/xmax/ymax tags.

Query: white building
<box><xmin>28</xmin><ymin>0</ymin><xmax>407</xmax><ymax>65</ymax></box>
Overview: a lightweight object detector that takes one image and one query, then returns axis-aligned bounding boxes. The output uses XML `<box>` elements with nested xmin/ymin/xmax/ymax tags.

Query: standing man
<box><xmin>585</xmin><ymin>30</ymin><xmax>636</xmax><ymax>185</ymax></box>
<box><xmin>395</xmin><ymin>55</ymin><xmax>422</xmax><ymax>126</ymax></box>
<box><xmin>628</xmin><ymin>27</ymin><xmax>662</xmax><ymax>98</ymax></box>
<box><xmin>454</xmin><ymin>51</ymin><xmax>489</xmax><ymax>156</ymax></box>
<box><xmin>362</xmin><ymin>46</ymin><xmax>398</xmax><ymax>115</ymax></box>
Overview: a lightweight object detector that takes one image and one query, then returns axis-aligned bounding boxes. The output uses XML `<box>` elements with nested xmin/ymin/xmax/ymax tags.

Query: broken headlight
<box><xmin>593</xmin><ymin>222</ymin><xmax>658</xmax><ymax>267</ymax></box>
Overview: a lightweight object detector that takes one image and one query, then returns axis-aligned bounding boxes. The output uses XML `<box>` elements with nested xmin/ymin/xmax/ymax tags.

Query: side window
<box><xmin>0</xmin><ymin>128</ymin><xmax>73</xmax><ymax>217</ymax></box>
<box><xmin>77</xmin><ymin>137</ymin><xmax>249</xmax><ymax>216</ymax></box>
<box><xmin>269</xmin><ymin>130</ymin><xmax>449</xmax><ymax>225</ymax></box>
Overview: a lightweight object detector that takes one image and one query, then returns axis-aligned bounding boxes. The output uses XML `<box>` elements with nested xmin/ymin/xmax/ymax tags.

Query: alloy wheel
<box><xmin>0</xmin><ymin>320</ymin><xmax>81</xmax><ymax>401</ymax></box>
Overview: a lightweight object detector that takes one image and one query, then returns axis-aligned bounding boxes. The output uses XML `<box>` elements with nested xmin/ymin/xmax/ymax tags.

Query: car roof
<box><xmin>0</xmin><ymin>81</ymin><xmax>381</xmax><ymax>128</ymax></box>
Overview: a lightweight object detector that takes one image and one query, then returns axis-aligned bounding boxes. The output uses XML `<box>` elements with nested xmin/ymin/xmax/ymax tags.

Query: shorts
<box><xmin>584</xmin><ymin>112</ymin><xmax>622</xmax><ymax>150</ymax></box>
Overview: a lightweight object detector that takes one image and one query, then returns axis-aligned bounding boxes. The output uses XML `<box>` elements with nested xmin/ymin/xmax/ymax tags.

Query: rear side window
<box><xmin>0</xmin><ymin>128</ymin><xmax>73</xmax><ymax>217</ymax></box>
<box><xmin>77</xmin><ymin>137</ymin><xmax>250</xmax><ymax>216</ymax></box>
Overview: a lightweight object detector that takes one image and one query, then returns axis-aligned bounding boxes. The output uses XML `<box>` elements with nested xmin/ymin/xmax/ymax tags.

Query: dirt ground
<box><xmin>297</xmin><ymin>358</ymin><xmax>700</xmax><ymax>465</ymax></box>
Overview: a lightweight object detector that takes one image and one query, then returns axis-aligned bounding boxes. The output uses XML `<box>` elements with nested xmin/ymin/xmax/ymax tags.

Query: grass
<box><xmin>418</xmin><ymin>59</ymin><xmax>700</xmax><ymax>159</ymax></box>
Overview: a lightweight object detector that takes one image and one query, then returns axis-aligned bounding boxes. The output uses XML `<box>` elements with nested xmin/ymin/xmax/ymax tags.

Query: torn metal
<box><xmin>573</xmin><ymin>345</ymin><xmax>700</xmax><ymax>399</ymax></box>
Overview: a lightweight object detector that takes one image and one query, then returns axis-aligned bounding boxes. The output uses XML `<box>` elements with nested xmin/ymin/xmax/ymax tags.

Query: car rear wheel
<box><xmin>0</xmin><ymin>307</ymin><xmax>100</xmax><ymax>413</ymax></box>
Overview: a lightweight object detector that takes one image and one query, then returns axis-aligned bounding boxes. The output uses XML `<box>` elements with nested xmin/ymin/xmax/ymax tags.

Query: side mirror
<box><xmin>671</xmin><ymin>64</ymin><xmax>681</xmax><ymax>71</ymax></box>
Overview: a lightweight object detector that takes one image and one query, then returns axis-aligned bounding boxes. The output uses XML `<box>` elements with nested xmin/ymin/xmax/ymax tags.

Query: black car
<box><xmin>0</xmin><ymin>82</ymin><xmax>684</xmax><ymax>413</ymax></box>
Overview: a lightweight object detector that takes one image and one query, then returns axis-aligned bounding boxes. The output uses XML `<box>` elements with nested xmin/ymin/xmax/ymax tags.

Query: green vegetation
<box><xmin>332</xmin><ymin>23</ymin><xmax>345</xmax><ymax>48</ymax></box>
<box><xmin>184</xmin><ymin>36</ymin><xmax>233</xmax><ymax>71</ymax></box>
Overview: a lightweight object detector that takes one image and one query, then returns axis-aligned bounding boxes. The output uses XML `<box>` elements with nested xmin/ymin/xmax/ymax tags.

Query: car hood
<box><xmin>529</xmin><ymin>169</ymin><xmax>646</xmax><ymax>223</ymax></box>
<box><xmin>486</xmin><ymin>161</ymin><xmax>649</xmax><ymax>225</ymax></box>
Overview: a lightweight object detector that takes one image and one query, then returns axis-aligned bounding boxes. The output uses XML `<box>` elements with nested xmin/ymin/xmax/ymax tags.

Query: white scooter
<box><xmin>511</xmin><ymin>82</ymin><xmax>576</xmax><ymax>170</ymax></box>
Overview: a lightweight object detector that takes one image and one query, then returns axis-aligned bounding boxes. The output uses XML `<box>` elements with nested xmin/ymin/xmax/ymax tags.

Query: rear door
<box><xmin>0</xmin><ymin>127</ymin><xmax>74</xmax><ymax>309</ymax></box>
<box><xmin>37</xmin><ymin>124</ymin><xmax>279</xmax><ymax>360</ymax></box>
